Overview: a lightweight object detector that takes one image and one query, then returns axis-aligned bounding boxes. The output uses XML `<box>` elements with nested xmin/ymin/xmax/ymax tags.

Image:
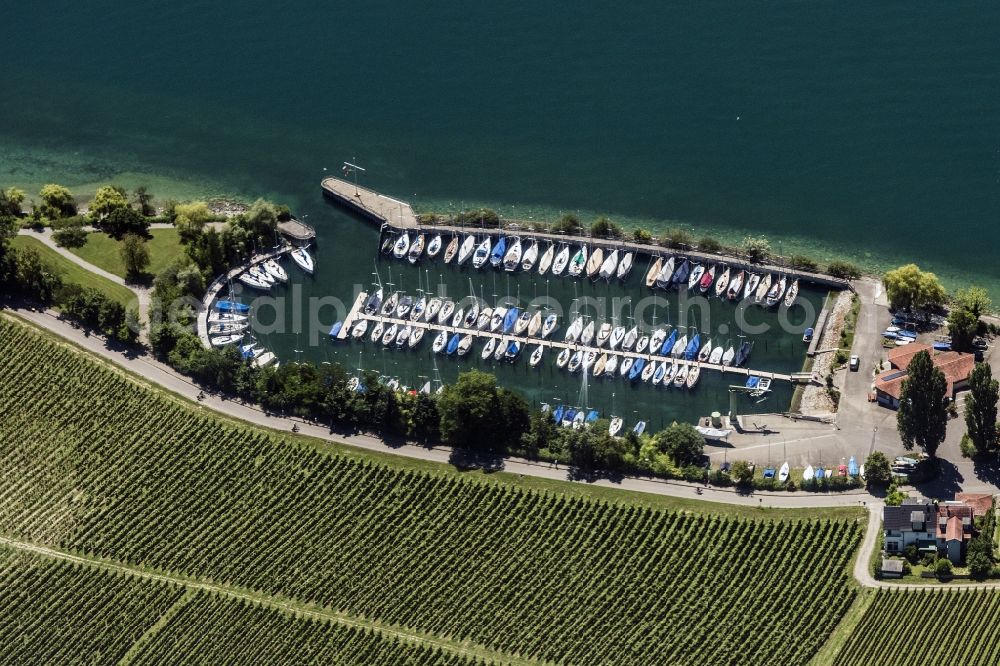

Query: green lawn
<box><xmin>68</xmin><ymin>228</ymin><xmax>183</xmax><ymax>278</ymax></box>
<box><xmin>10</xmin><ymin>236</ymin><xmax>136</xmax><ymax>307</ymax></box>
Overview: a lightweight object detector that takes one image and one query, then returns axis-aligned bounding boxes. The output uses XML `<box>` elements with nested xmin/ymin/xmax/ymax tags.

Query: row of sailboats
<box><xmin>385</xmin><ymin>232</ymin><xmax>635</xmax><ymax>281</ymax></box>
<box><xmin>644</xmin><ymin>255</ymin><xmax>799</xmax><ymax>307</ymax></box>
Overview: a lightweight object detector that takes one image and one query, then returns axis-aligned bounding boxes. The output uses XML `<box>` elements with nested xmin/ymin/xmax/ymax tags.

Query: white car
<box><xmin>849</xmin><ymin>355</ymin><xmax>860</xmax><ymax>371</ymax></box>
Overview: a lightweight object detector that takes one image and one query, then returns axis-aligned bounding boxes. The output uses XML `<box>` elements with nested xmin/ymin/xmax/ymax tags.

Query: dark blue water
<box><xmin>2</xmin><ymin>1</ymin><xmax>999</xmax><ymax>421</ymax></box>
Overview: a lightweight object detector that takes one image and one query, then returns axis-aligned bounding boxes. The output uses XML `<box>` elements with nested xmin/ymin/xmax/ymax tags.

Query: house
<box><xmin>937</xmin><ymin>502</ymin><xmax>974</xmax><ymax>564</ymax></box>
<box><xmin>883</xmin><ymin>498</ymin><xmax>937</xmax><ymax>555</ymax></box>
<box><xmin>874</xmin><ymin>343</ymin><xmax>975</xmax><ymax>409</ymax></box>
<box><xmin>883</xmin><ymin>497</ymin><xmax>984</xmax><ymax>565</ymax></box>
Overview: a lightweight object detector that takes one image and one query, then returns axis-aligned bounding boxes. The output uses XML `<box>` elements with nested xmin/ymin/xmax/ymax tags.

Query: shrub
<box><xmin>730</xmin><ymin>460</ymin><xmax>754</xmax><ymax>485</ymax></box>
<box><xmin>633</xmin><ymin>228</ymin><xmax>652</xmax><ymax>243</ymax></box>
<box><xmin>833</xmin><ymin>349</ymin><xmax>849</xmax><ymax>367</ymax></box>
<box><xmin>454</xmin><ymin>208</ymin><xmax>501</xmax><ymax>228</ymax></box>
<box><xmin>827</xmin><ymin>260</ymin><xmax>862</xmax><ymax>280</ymax></box>
<box><xmin>934</xmin><ymin>557</ymin><xmax>953</xmax><ymax>578</ymax></box>
<box><xmin>698</xmin><ymin>236</ymin><xmax>722</xmax><ymax>252</ymax></box>
<box><xmin>741</xmin><ymin>235</ymin><xmax>771</xmax><ymax>262</ymax></box>
<box><xmin>550</xmin><ymin>213</ymin><xmax>582</xmax><ymax>234</ymax></box>
<box><xmin>590</xmin><ymin>217</ymin><xmax>624</xmax><ymax>239</ymax></box>
<box><xmin>904</xmin><ymin>544</ymin><xmax>919</xmax><ymax>564</ymax></box>
<box><xmin>660</xmin><ymin>228</ymin><xmax>692</xmax><ymax>249</ymax></box>
<box><xmin>417</xmin><ymin>213</ymin><xmax>439</xmax><ymax>224</ymax></box>
<box><xmin>51</xmin><ymin>216</ymin><xmax>88</xmax><ymax>248</ymax></box>
<box><xmin>788</xmin><ymin>254</ymin><xmax>818</xmax><ymax>271</ymax></box>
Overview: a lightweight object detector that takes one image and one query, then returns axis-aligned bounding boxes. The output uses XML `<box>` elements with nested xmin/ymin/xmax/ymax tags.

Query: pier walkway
<box><xmin>340</xmin><ymin>291</ymin><xmax>798</xmax><ymax>384</ymax></box>
<box><xmin>321</xmin><ymin>177</ymin><xmax>418</xmax><ymax>228</ymax></box>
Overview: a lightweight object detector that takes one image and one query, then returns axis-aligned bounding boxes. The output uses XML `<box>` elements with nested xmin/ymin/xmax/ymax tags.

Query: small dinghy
<box><xmin>443</xmin><ymin>235</ymin><xmax>460</xmax><ymax>264</ymax></box>
<box><xmin>803</xmin><ymin>465</ymin><xmax>814</xmax><ymax>482</ymax></box>
<box><xmin>537</xmin><ymin>243</ymin><xmax>555</xmax><ymax>275</ymax></box>
<box><xmin>556</xmin><ymin>348</ymin><xmax>571</xmax><ymax>368</ymax></box>
<box><xmin>778</xmin><ymin>462</ymin><xmax>790</xmax><ymax>483</ymax></box>
<box><xmin>290</xmin><ymin>247</ymin><xmax>314</xmax><ymax>274</ymax></box>
<box><xmin>632</xmin><ymin>421</ymin><xmax>646</xmax><ymax>436</ymax></box>
<box><xmin>609</xmin><ymin>417</ymin><xmax>624</xmax><ymax>437</ymax></box>
<box><xmin>848</xmin><ymin>456</ymin><xmax>859</xmax><ymax>477</ymax></box>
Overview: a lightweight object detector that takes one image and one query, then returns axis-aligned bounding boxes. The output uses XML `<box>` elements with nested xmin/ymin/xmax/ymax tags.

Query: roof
<box><xmin>955</xmin><ymin>493</ymin><xmax>993</xmax><ymax>517</ymax></box>
<box><xmin>875</xmin><ymin>351</ymin><xmax>975</xmax><ymax>401</ymax></box>
<box><xmin>937</xmin><ymin>504</ymin><xmax>974</xmax><ymax>542</ymax></box>
<box><xmin>887</xmin><ymin>343</ymin><xmax>933</xmax><ymax>369</ymax></box>
<box><xmin>881</xmin><ymin>559</ymin><xmax>905</xmax><ymax>573</ymax></box>
<box><xmin>884</xmin><ymin>501</ymin><xmax>935</xmax><ymax>531</ymax></box>
<box><xmin>944</xmin><ymin>516</ymin><xmax>964</xmax><ymax>543</ymax></box>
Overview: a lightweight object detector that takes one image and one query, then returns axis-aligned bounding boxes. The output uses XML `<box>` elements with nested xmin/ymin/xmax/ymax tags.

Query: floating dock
<box><xmin>340</xmin><ymin>291</ymin><xmax>799</xmax><ymax>384</ymax></box>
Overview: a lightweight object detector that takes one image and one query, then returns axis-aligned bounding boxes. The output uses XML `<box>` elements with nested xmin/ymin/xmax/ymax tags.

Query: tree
<box><xmin>174</xmin><ymin>201</ymin><xmax>214</xmax><ymax>243</ymax></box>
<box><xmin>521</xmin><ymin>409</ymin><xmax>559</xmax><ymax>458</ymax></box>
<box><xmin>652</xmin><ymin>422</ymin><xmax>705</xmax><ymax>467</ymax></box>
<box><xmin>741</xmin><ymin>235</ymin><xmax>770</xmax><ymax>262</ymax></box>
<box><xmin>934</xmin><ymin>557</ymin><xmax>953</xmax><ymax>578</ymax></box>
<box><xmin>37</xmin><ymin>184</ymin><xmax>76</xmax><ymax>220</ymax></box>
<box><xmin>864</xmin><ymin>451</ymin><xmax>892</xmax><ymax>486</ymax></box>
<box><xmin>883</xmin><ymin>264</ymin><xmax>947</xmax><ymax>312</ymax></box>
<box><xmin>897</xmin><ymin>351</ymin><xmax>948</xmax><ymax>457</ymax></box>
<box><xmin>948</xmin><ymin>286</ymin><xmax>991</xmax><ymax>350</ymax></box>
<box><xmin>88</xmin><ymin>185</ymin><xmax>129</xmax><ymax>222</ymax></box>
<box><xmin>102</xmin><ymin>206</ymin><xmax>148</xmax><ymax>239</ymax></box>
<box><xmin>968</xmin><ymin>550</ymin><xmax>992</xmax><ymax>579</ymax></box>
<box><xmin>133</xmin><ymin>186</ymin><xmax>155</xmax><ymax>216</ymax></box>
<box><xmin>437</xmin><ymin>370</ymin><xmax>527</xmax><ymax>452</ymax></box>
<box><xmin>660</xmin><ymin>228</ymin><xmax>692</xmax><ymax>249</ymax></box>
<box><xmin>120</xmin><ymin>233</ymin><xmax>151</xmax><ymax>280</ymax></box>
<box><xmin>51</xmin><ymin>216</ymin><xmax>88</xmax><ymax>248</ymax></box>
<box><xmin>965</xmin><ymin>363</ymin><xmax>998</xmax><ymax>453</ymax></box>
<box><xmin>0</xmin><ymin>187</ymin><xmax>25</xmax><ymax>216</ymax></box>
<box><xmin>788</xmin><ymin>254</ymin><xmax>818</xmax><ymax>271</ymax></box>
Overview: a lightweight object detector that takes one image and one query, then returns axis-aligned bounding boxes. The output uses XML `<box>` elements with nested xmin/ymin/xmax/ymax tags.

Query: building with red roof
<box><xmin>874</xmin><ymin>343</ymin><xmax>975</xmax><ymax>409</ymax></box>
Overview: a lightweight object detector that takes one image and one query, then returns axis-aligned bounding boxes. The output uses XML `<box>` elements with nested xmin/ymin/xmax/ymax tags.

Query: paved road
<box><xmin>6</xmin><ymin>305</ymin><xmax>877</xmax><ymax>509</ymax></box>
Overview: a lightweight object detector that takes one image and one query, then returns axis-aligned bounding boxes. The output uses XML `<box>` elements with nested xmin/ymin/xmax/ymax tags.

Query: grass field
<box><xmin>68</xmin><ymin>227</ymin><xmax>183</xmax><ymax>278</ymax></box>
<box><xmin>10</xmin><ymin>235</ymin><xmax>136</xmax><ymax>307</ymax></box>
<box><xmin>0</xmin><ymin>316</ymin><xmax>865</xmax><ymax>664</ymax></box>
<box><xmin>832</xmin><ymin>588</ymin><xmax>1000</xmax><ymax>665</ymax></box>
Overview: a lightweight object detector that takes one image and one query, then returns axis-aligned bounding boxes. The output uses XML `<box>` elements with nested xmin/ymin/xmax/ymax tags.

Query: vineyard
<box><xmin>131</xmin><ymin>591</ymin><xmax>491</xmax><ymax>665</ymax></box>
<box><xmin>834</xmin><ymin>588</ymin><xmax>1000</xmax><ymax>665</ymax></box>
<box><xmin>0</xmin><ymin>316</ymin><xmax>863</xmax><ymax>665</ymax></box>
<box><xmin>0</xmin><ymin>548</ymin><xmax>183</xmax><ymax>665</ymax></box>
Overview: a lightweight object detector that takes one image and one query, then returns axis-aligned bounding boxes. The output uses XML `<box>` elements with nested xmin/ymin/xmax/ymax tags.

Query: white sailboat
<box><xmin>443</xmin><ymin>235</ymin><xmax>460</xmax><ymax>264</ymax></box>
<box><xmin>481</xmin><ymin>337</ymin><xmax>497</xmax><ymax>360</ymax></box>
<box><xmin>457</xmin><ymin>235</ymin><xmax>477</xmax><ymax>265</ymax></box>
<box><xmin>521</xmin><ymin>241</ymin><xmax>539</xmax><ymax>271</ymax></box>
<box><xmin>290</xmin><ymin>247</ymin><xmax>314</xmax><ymax>274</ymax></box>
<box><xmin>392</xmin><ymin>234</ymin><xmax>410</xmax><ymax>259</ymax></box>
<box><xmin>263</xmin><ymin>259</ymin><xmax>288</xmax><ymax>282</ymax></box>
<box><xmin>529</xmin><ymin>345</ymin><xmax>544</xmax><ymax>367</ymax></box>
<box><xmin>567</xmin><ymin>245</ymin><xmax>588</xmax><ymax>277</ymax></box>
<box><xmin>616</xmin><ymin>252</ymin><xmax>633</xmax><ymax>280</ymax></box>
<box><xmin>541</xmin><ymin>313</ymin><xmax>559</xmax><ymax>338</ymax></box>
<box><xmin>471</xmin><ymin>237</ymin><xmax>492</xmax><ymax>269</ymax></box>
<box><xmin>552</xmin><ymin>245</ymin><xmax>571</xmax><ymax>276</ymax></box>
<box><xmin>426</xmin><ymin>234</ymin><xmax>443</xmax><ymax>259</ymax></box>
<box><xmin>537</xmin><ymin>243</ymin><xmax>555</xmax><ymax>275</ymax></box>
<box><xmin>503</xmin><ymin>238</ymin><xmax>523</xmax><ymax>272</ymax></box>
<box><xmin>599</xmin><ymin>249</ymin><xmax>619</xmax><ymax>280</ymax></box>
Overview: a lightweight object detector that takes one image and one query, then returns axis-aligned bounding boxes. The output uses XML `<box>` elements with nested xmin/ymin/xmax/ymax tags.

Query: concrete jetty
<box><xmin>321</xmin><ymin>176</ymin><xmax>418</xmax><ymax>228</ymax></box>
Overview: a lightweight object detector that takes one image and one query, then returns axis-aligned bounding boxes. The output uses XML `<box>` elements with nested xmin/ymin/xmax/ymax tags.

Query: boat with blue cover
<box><xmin>503</xmin><ymin>307</ymin><xmax>521</xmax><ymax>334</ymax></box>
<box><xmin>672</xmin><ymin>258</ymin><xmax>690</xmax><ymax>285</ymax></box>
<box><xmin>684</xmin><ymin>333</ymin><xmax>701</xmax><ymax>360</ymax></box>
<box><xmin>446</xmin><ymin>333</ymin><xmax>460</xmax><ymax>355</ymax></box>
<box><xmin>216</xmin><ymin>300</ymin><xmax>250</xmax><ymax>313</ymax></box>
<box><xmin>586</xmin><ymin>410</ymin><xmax>599</xmax><ymax>423</ymax></box>
<box><xmin>329</xmin><ymin>321</ymin><xmax>342</xmax><ymax>337</ymax></box>
<box><xmin>660</xmin><ymin>329</ymin><xmax>677</xmax><ymax>356</ymax></box>
<box><xmin>629</xmin><ymin>358</ymin><xmax>646</xmax><ymax>380</ymax></box>
<box><xmin>490</xmin><ymin>237</ymin><xmax>507</xmax><ymax>267</ymax></box>
<box><xmin>848</xmin><ymin>456</ymin><xmax>859</xmax><ymax>476</ymax></box>
<box><xmin>552</xmin><ymin>405</ymin><xmax>565</xmax><ymax>423</ymax></box>
<box><xmin>734</xmin><ymin>340</ymin><xmax>753</xmax><ymax>366</ymax></box>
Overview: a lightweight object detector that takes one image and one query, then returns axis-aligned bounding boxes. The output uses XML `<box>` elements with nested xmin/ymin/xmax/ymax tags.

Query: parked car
<box><xmin>849</xmin><ymin>355</ymin><xmax>860</xmax><ymax>371</ymax></box>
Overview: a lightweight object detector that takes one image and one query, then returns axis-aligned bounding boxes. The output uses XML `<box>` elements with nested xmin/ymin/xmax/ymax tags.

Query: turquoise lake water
<box><xmin>2</xmin><ymin>2</ymin><xmax>998</xmax><ymax>423</ymax></box>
